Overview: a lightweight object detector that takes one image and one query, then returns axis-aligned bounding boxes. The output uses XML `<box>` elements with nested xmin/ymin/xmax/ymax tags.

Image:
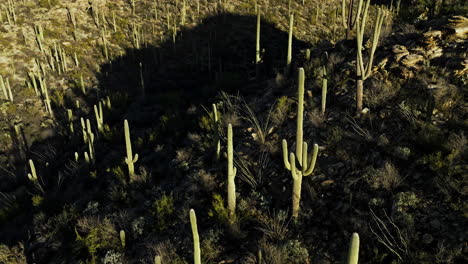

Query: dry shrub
<box><xmin>271</xmin><ymin>96</ymin><xmax>293</xmax><ymax>126</ymax></box>
<box><xmin>256</xmin><ymin>210</ymin><xmax>290</xmax><ymax>241</ymax></box>
<box><xmin>368</xmin><ymin>162</ymin><xmax>402</xmax><ymax>191</ymax></box>
<box><xmin>147</xmin><ymin>240</ymin><xmax>187</xmax><ymax>264</ymax></box>
<box><xmin>446</xmin><ymin>132</ymin><xmax>466</xmax><ymax>155</ymax></box>
<box><xmin>366</xmin><ymin>78</ymin><xmax>399</xmax><ymax>108</ymax></box>
<box><xmin>195</xmin><ymin>169</ymin><xmax>217</xmax><ymax>192</ymax></box>
<box><xmin>307</xmin><ymin>109</ymin><xmax>326</xmax><ymax>128</ymax></box>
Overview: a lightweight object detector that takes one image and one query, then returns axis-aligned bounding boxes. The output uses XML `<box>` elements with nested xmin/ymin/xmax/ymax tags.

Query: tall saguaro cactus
<box><xmin>189</xmin><ymin>209</ymin><xmax>201</xmax><ymax>264</ymax></box>
<box><xmin>227</xmin><ymin>124</ymin><xmax>237</xmax><ymax>221</ymax></box>
<box><xmin>347</xmin><ymin>233</ymin><xmax>360</xmax><ymax>264</ymax></box>
<box><xmin>124</xmin><ymin>120</ymin><xmax>138</xmax><ymax>179</ymax></box>
<box><xmin>355</xmin><ymin>0</ymin><xmax>385</xmax><ymax>112</ymax></box>
<box><xmin>255</xmin><ymin>7</ymin><xmax>261</xmax><ymax>81</ymax></box>
<box><xmin>282</xmin><ymin>68</ymin><xmax>319</xmax><ymax>218</ymax></box>
<box><xmin>285</xmin><ymin>11</ymin><xmax>294</xmax><ymax>76</ymax></box>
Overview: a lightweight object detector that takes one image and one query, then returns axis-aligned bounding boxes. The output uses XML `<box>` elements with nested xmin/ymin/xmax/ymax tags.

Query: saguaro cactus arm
<box><xmin>303</xmin><ymin>143</ymin><xmax>319</xmax><ymax>176</ymax></box>
<box><xmin>282</xmin><ymin>139</ymin><xmax>291</xmax><ymax>170</ymax></box>
<box><xmin>28</xmin><ymin>159</ymin><xmax>38</xmax><ymax>181</ymax></box>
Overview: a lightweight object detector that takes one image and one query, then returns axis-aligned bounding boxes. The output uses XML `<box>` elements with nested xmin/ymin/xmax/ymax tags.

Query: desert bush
<box><xmin>307</xmin><ymin>108</ymin><xmax>326</xmax><ymax>127</ymax></box>
<box><xmin>75</xmin><ymin>216</ymin><xmax>120</xmax><ymax>262</ymax></box>
<box><xmin>366</xmin><ymin>162</ymin><xmax>402</xmax><ymax>191</ymax></box>
<box><xmin>148</xmin><ymin>240</ymin><xmax>187</xmax><ymax>264</ymax></box>
<box><xmin>271</xmin><ymin>96</ymin><xmax>292</xmax><ymax>126</ymax></box>
<box><xmin>208</xmin><ymin>193</ymin><xmax>230</xmax><ymax>225</ymax></box>
<box><xmin>201</xmin><ymin>229</ymin><xmax>223</xmax><ymax>263</ymax></box>
<box><xmin>152</xmin><ymin>193</ymin><xmax>175</xmax><ymax>232</ymax></box>
<box><xmin>256</xmin><ymin>210</ymin><xmax>290</xmax><ymax>242</ymax></box>
<box><xmin>366</xmin><ymin>79</ymin><xmax>400</xmax><ymax>108</ymax></box>
<box><xmin>0</xmin><ymin>243</ymin><xmax>26</xmax><ymax>264</ymax></box>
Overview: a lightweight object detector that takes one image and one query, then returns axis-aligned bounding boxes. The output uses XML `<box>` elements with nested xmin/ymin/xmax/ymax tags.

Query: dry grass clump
<box><xmin>256</xmin><ymin>210</ymin><xmax>290</xmax><ymax>241</ymax></box>
<box><xmin>366</xmin><ymin>79</ymin><xmax>399</xmax><ymax>108</ymax></box>
<box><xmin>367</xmin><ymin>162</ymin><xmax>402</xmax><ymax>191</ymax></box>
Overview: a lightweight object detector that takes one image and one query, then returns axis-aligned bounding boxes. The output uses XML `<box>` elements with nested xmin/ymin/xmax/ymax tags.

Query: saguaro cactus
<box><xmin>124</xmin><ymin>120</ymin><xmax>138</xmax><ymax>179</ymax></box>
<box><xmin>27</xmin><ymin>159</ymin><xmax>38</xmax><ymax>181</ymax></box>
<box><xmin>227</xmin><ymin>124</ymin><xmax>237</xmax><ymax>222</ymax></box>
<box><xmin>120</xmin><ymin>230</ymin><xmax>126</xmax><ymax>248</ymax></box>
<box><xmin>282</xmin><ymin>68</ymin><xmax>319</xmax><ymax>218</ymax></box>
<box><xmin>355</xmin><ymin>0</ymin><xmax>385</xmax><ymax>112</ymax></box>
<box><xmin>347</xmin><ymin>232</ymin><xmax>360</xmax><ymax>264</ymax></box>
<box><xmin>154</xmin><ymin>256</ymin><xmax>161</xmax><ymax>264</ymax></box>
<box><xmin>321</xmin><ymin>65</ymin><xmax>328</xmax><ymax>115</ymax></box>
<box><xmin>189</xmin><ymin>209</ymin><xmax>201</xmax><ymax>264</ymax></box>
<box><xmin>285</xmin><ymin>11</ymin><xmax>294</xmax><ymax>76</ymax></box>
<box><xmin>255</xmin><ymin>7</ymin><xmax>261</xmax><ymax>81</ymax></box>
<box><xmin>213</xmin><ymin>103</ymin><xmax>221</xmax><ymax>160</ymax></box>
<box><xmin>94</xmin><ymin>102</ymin><xmax>104</xmax><ymax>133</ymax></box>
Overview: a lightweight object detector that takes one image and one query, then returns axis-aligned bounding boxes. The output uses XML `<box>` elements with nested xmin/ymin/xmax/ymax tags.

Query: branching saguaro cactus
<box><xmin>347</xmin><ymin>232</ymin><xmax>360</xmax><ymax>264</ymax></box>
<box><xmin>227</xmin><ymin>124</ymin><xmax>237</xmax><ymax>222</ymax></box>
<box><xmin>27</xmin><ymin>159</ymin><xmax>38</xmax><ymax>181</ymax></box>
<box><xmin>124</xmin><ymin>120</ymin><xmax>138</xmax><ymax>179</ymax></box>
<box><xmin>189</xmin><ymin>209</ymin><xmax>201</xmax><ymax>264</ymax></box>
<box><xmin>282</xmin><ymin>68</ymin><xmax>319</xmax><ymax>218</ymax></box>
<box><xmin>94</xmin><ymin>102</ymin><xmax>104</xmax><ymax>133</ymax></box>
<box><xmin>355</xmin><ymin>0</ymin><xmax>385</xmax><ymax>112</ymax></box>
<box><xmin>341</xmin><ymin>0</ymin><xmax>360</xmax><ymax>38</ymax></box>
<box><xmin>0</xmin><ymin>75</ymin><xmax>13</xmax><ymax>102</ymax></box>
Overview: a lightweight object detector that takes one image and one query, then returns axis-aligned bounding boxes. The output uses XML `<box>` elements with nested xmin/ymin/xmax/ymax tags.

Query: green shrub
<box><xmin>208</xmin><ymin>193</ymin><xmax>229</xmax><ymax>224</ymax></box>
<box><xmin>75</xmin><ymin>217</ymin><xmax>120</xmax><ymax>263</ymax></box>
<box><xmin>152</xmin><ymin>193</ymin><xmax>175</xmax><ymax>232</ymax></box>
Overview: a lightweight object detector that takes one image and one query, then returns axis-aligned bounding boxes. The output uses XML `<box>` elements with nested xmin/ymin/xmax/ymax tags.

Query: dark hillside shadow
<box><xmin>98</xmin><ymin>13</ymin><xmax>310</xmax><ymax>99</ymax></box>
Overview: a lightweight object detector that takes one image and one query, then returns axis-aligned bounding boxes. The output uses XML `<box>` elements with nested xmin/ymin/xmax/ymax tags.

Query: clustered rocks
<box><xmin>384</xmin><ymin>16</ymin><xmax>467</xmax><ymax>80</ymax></box>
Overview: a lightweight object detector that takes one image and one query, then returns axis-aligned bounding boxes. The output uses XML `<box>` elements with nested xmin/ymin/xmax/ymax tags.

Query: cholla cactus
<box><xmin>282</xmin><ymin>68</ymin><xmax>319</xmax><ymax>218</ymax></box>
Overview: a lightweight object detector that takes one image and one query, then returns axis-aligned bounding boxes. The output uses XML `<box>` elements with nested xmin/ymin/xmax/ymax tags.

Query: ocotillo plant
<box><xmin>282</xmin><ymin>68</ymin><xmax>319</xmax><ymax>218</ymax></box>
<box><xmin>124</xmin><ymin>120</ymin><xmax>138</xmax><ymax>179</ymax></box>
<box><xmin>227</xmin><ymin>124</ymin><xmax>237</xmax><ymax>222</ymax></box>
<box><xmin>189</xmin><ymin>209</ymin><xmax>201</xmax><ymax>264</ymax></box>
<box><xmin>347</xmin><ymin>233</ymin><xmax>360</xmax><ymax>264</ymax></box>
<box><xmin>355</xmin><ymin>0</ymin><xmax>385</xmax><ymax>112</ymax></box>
